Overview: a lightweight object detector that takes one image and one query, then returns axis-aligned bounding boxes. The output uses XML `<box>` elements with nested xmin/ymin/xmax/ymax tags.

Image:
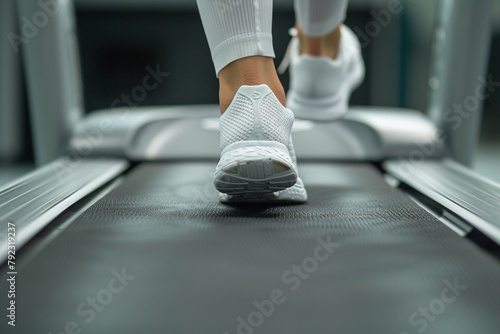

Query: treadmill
<box><xmin>2</xmin><ymin>0</ymin><xmax>500</xmax><ymax>333</ymax></box>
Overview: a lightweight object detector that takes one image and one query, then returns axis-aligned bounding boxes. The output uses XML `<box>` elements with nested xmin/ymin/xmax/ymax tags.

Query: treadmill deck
<box><xmin>3</xmin><ymin>162</ymin><xmax>500</xmax><ymax>333</ymax></box>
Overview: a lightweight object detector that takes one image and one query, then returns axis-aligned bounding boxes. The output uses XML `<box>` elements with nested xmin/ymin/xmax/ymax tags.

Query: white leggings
<box><xmin>197</xmin><ymin>0</ymin><xmax>349</xmax><ymax>76</ymax></box>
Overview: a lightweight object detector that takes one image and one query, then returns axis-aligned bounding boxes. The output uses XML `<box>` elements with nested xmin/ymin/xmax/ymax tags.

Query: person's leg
<box><xmin>294</xmin><ymin>0</ymin><xmax>348</xmax><ymax>39</ymax></box>
<box><xmin>296</xmin><ymin>24</ymin><xmax>342</xmax><ymax>59</ymax></box>
<box><xmin>219</xmin><ymin>56</ymin><xmax>285</xmax><ymax>113</ymax></box>
<box><xmin>196</xmin><ymin>0</ymin><xmax>285</xmax><ymax>113</ymax></box>
<box><xmin>196</xmin><ymin>0</ymin><xmax>307</xmax><ymax>203</ymax></box>
<box><xmin>294</xmin><ymin>0</ymin><xmax>347</xmax><ymax>59</ymax></box>
<box><xmin>286</xmin><ymin>0</ymin><xmax>365</xmax><ymax>120</ymax></box>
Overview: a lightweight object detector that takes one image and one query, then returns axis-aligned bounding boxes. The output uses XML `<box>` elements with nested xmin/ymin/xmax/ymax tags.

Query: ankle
<box><xmin>218</xmin><ymin>56</ymin><xmax>286</xmax><ymax>113</ymax></box>
<box><xmin>296</xmin><ymin>24</ymin><xmax>341</xmax><ymax>59</ymax></box>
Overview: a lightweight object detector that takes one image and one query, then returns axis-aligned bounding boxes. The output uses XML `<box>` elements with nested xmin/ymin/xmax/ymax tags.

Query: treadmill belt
<box><xmin>4</xmin><ymin>162</ymin><xmax>500</xmax><ymax>333</ymax></box>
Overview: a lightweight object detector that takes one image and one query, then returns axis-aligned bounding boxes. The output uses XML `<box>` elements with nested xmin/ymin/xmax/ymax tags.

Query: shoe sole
<box><xmin>214</xmin><ymin>141</ymin><xmax>298</xmax><ymax>196</ymax></box>
<box><xmin>219</xmin><ymin>176</ymin><xmax>307</xmax><ymax>203</ymax></box>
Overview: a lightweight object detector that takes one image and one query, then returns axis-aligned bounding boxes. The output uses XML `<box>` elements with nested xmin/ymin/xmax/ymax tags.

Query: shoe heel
<box><xmin>214</xmin><ymin>141</ymin><xmax>297</xmax><ymax>195</ymax></box>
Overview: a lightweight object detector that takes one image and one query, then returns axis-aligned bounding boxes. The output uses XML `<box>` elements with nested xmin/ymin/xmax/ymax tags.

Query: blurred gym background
<box><xmin>1</xmin><ymin>0</ymin><xmax>499</xmax><ymax>185</ymax></box>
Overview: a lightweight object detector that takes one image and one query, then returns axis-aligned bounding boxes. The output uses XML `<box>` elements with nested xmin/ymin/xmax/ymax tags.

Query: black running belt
<box><xmin>4</xmin><ymin>163</ymin><xmax>500</xmax><ymax>334</ymax></box>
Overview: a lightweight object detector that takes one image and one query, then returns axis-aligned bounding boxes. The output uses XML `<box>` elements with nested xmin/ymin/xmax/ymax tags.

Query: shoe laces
<box><xmin>277</xmin><ymin>27</ymin><xmax>298</xmax><ymax>75</ymax></box>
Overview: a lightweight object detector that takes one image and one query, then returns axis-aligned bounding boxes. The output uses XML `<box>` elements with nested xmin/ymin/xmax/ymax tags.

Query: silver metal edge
<box><xmin>384</xmin><ymin>159</ymin><xmax>500</xmax><ymax>245</ymax></box>
<box><xmin>16</xmin><ymin>177</ymin><xmax>125</xmax><ymax>268</ymax></box>
<box><xmin>1</xmin><ymin>159</ymin><xmax>128</xmax><ymax>264</ymax></box>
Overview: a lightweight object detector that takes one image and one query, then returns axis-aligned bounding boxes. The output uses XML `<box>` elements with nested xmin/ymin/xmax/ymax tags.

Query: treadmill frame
<box><xmin>7</xmin><ymin>0</ymin><xmax>500</xmax><ymax>255</ymax></box>
<box><xmin>16</xmin><ymin>0</ymin><xmax>494</xmax><ymax>166</ymax></box>
<box><xmin>427</xmin><ymin>0</ymin><xmax>493</xmax><ymax>166</ymax></box>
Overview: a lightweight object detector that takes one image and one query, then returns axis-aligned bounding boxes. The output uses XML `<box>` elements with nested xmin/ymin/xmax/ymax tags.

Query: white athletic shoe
<box><xmin>278</xmin><ymin>25</ymin><xmax>365</xmax><ymax>121</ymax></box>
<box><xmin>215</xmin><ymin>84</ymin><xmax>307</xmax><ymax>203</ymax></box>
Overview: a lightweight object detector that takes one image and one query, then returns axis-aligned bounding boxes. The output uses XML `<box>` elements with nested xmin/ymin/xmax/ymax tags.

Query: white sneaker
<box><xmin>215</xmin><ymin>84</ymin><xmax>307</xmax><ymax>203</ymax></box>
<box><xmin>278</xmin><ymin>25</ymin><xmax>365</xmax><ymax>121</ymax></box>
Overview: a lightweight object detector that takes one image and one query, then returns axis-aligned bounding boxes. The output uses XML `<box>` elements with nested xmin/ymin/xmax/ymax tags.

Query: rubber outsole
<box><xmin>220</xmin><ymin>176</ymin><xmax>307</xmax><ymax>203</ymax></box>
<box><xmin>214</xmin><ymin>143</ymin><xmax>298</xmax><ymax>196</ymax></box>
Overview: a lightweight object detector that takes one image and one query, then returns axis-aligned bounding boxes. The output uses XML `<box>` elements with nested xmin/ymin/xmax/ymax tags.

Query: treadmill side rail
<box><xmin>0</xmin><ymin>158</ymin><xmax>128</xmax><ymax>263</ymax></box>
<box><xmin>384</xmin><ymin>159</ymin><xmax>500</xmax><ymax>244</ymax></box>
